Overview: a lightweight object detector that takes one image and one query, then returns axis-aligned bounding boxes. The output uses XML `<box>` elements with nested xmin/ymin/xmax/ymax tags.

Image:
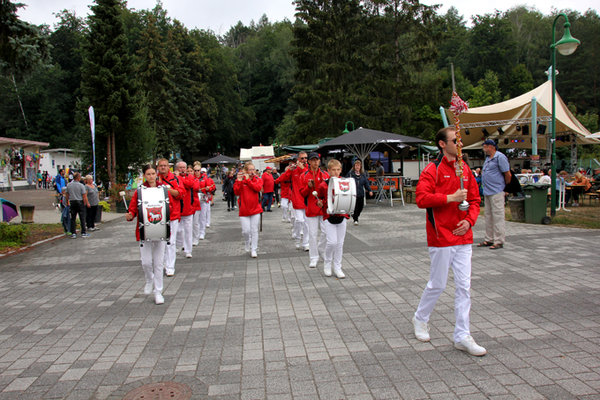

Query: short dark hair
<box><xmin>435</xmin><ymin>127</ymin><xmax>455</xmax><ymax>151</ymax></box>
<box><xmin>142</xmin><ymin>164</ymin><xmax>156</xmax><ymax>174</ymax></box>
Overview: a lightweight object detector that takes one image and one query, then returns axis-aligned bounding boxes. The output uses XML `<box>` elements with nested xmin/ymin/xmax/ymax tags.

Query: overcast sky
<box><xmin>17</xmin><ymin>0</ymin><xmax>599</xmax><ymax>35</ymax></box>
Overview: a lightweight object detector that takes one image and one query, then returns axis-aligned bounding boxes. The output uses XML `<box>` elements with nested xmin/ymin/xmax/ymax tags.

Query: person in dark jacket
<box><xmin>224</xmin><ymin>171</ymin><xmax>236</xmax><ymax>211</ymax></box>
<box><xmin>346</xmin><ymin>159</ymin><xmax>372</xmax><ymax>225</ymax></box>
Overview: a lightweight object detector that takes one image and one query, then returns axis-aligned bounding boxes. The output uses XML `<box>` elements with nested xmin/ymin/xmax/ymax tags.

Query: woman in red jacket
<box><xmin>126</xmin><ymin>164</ymin><xmax>171</xmax><ymax>305</ymax></box>
<box><xmin>233</xmin><ymin>162</ymin><xmax>263</xmax><ymax>258</ymax></box>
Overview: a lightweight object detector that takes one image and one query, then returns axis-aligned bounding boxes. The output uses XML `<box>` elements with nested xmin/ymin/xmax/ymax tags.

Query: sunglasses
<box><xmin>299</xmin><ymin>157</ymin><xmax>307</xmax><ymax>160</ymax></box>
<box><xmin>193</xmin><ymin>169</ymin><xmax>201</xmax><ymax>172</ymax></box>
<box><xmin>447</xmin><ymin>138</ymin><xmax>457</xmax><ymax>144</ymax></box>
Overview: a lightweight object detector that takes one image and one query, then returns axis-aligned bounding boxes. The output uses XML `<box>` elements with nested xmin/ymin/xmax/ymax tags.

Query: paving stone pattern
<box><xmin>0</xmin><ymin>195</ymin><xmax>599</xmax><ymax>399</ymax></box>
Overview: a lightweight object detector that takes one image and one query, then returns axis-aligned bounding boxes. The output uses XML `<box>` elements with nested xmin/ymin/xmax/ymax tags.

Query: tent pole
<box><xmin>439</xmin><ymin>106</ymin><xmax>449</xmax><ymax>127</ymax></box>
<box><xmin>531</xmin><ymin>97</ymin><xmax>538</xmax><ymax>156</ymax></box>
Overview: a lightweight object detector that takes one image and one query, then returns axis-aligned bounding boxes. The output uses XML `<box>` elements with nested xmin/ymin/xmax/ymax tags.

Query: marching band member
<box><xmin>275</xmin><ymin>165</ymin><xmax>292</xmax><ymax>223</ymax></box>
<box><xmin>316</xmin><ymin>159</ymin><xmax>349</xmax><ymax>278</ymax></box>
<box><xmin>200</xmin><ymin>168</ymin><xmax>216</xmax><ymax>229</ymax></box>
<box><xmin>300</xmin><ymin>152</ymin><xmax>329</xmax><ymax>268</ymax></box>
<box><xmin>126</xmin><ymin>164</ymin><xmax>170</xmax><ymax>305</ymax></box>
<box><xmin>280</xmin><ymin>152</ymin><xmax>309</xmax><ymax>250</ymax></box>
<box><xmin>192</xmin><ymin>163</ymin><xmax>204</xmax><ymax>245</ymax></box>
<box><xmin>233</xmin><ymin>162</ymin><xmax>263</xmax><ymax>258</ymax></box>
<box><xmin>175</xmin><ymin>161</ymin><xmax>197</xmax><ymax>258</ymax></box>
<box><xmin>157</xmin><ymin>158</ymin><xmax>181</xmax><ymax>277</ymax></box>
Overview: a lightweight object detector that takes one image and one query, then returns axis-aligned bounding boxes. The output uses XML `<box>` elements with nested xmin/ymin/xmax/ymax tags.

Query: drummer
<box><xmin>157</xmin><ymin>158</ymin><xmax>181</xmax><ymax>277</ymax></box>
<box><xmin>125</xmin><ymin>164</ymin><xmax>170</xmax><ymax>305</ymax></box>
<box><xmin>301</xmin><ymin>152</ymin><xmax>329</xmax><ymax>268</ymax></box>
<box><xmin>316</xmin><ymin>159</ymin><xmax>349</xmax><ymax>279</ymax></box>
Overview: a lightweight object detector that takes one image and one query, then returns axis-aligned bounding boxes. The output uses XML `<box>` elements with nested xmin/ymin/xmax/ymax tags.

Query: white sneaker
<box><xmin>185</xmin><ymin>253</ymin><xmax>192</xmax><ymax>258</ymax></box>
<box><xmin>144</xmin><ymin>282</ymin><xmax>153</xmax><ymax>295</ymax></box>
<box><xmin>324</xmin><ymin>264</ymin><xmax>332</xmax><ymax>277</ymax></box>
<box><xmin>251</xmin><ymin>250</ymin><xmax>257</xmax><ymax>258</ymax></box>
<box><xmin>302</xmin><ymin>245</ymin><xmax>309</xmax><ymax>252</ymax></box>
<box><xmin>206</xmin><ymin>224</ymin><xmax>210</xmax><ymax>228</ymax></box>
<box><xmin>199</xmin><ymin>235</ymin><xmax>205</xmax><ymax>240</ymax></box>
<box><xmin>413</xmin><ymin>316</ymin><xmax>430</xmax><ymax>342</ymax></box>
<box><xmin>354</xmin><ymin>221</ymin><xmax>358</xmax><ymax>226</ymax></box>
<box><xmin>245</xmin><ymin>243</ymin><xmax>251</xmax><ymax>252</ymax></box>
<box><xmin>154</xmin><ymin>292</ymin><xmax>164</xmax><ymax>305</ymax></box>
<box><xmin>455</xmin><ymin>335</ymin><xmax>486</xmax><ymax>356</ymax></box>
<box><xmin>165</xmin><ymin>269</ymin><xmax>174</xmax><ymax>277</ymax></box>
<box><xmin>334</xmin><ymin>269</ymin><xmax>345</xmax><ymax>279</ymax></box>
<box><xmin>309</xmin><ymin>260</ymin><xmax>317</xmax><ymax>268</ymax></box>
<box><xmin>295</xmin><ymin>242</ymin><xmax>301</xmax><ymax>249</ymax></box>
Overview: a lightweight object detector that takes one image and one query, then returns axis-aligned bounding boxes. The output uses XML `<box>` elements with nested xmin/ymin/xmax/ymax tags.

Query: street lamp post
<box><xmin>550</xmin><ymin>13</ymin><xmax>580</xmax><ymax>217</ymax></box>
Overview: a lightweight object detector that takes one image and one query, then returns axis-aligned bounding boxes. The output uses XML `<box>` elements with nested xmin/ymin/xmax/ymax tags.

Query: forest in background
<box><xmin>1</xmin><ymin>0</ymin><xmax>598</xmax><ymax>183</ymax></box>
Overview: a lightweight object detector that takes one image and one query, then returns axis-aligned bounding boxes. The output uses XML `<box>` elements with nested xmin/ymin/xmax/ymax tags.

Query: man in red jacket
<box><xmin>413</xmin><ymin>127</ymin><xmax>486</xmax><ymax>357</ymax></box>
<box><xmin>157</xmin><ymin>158</ymin><xmax>181</xmax><ymax>277</ymax></box>
<box><xmin>175</xmin><ymin>161</ymin><xmax>197</xmax><ymax>258</ymax></box>
<box><xmin>261</xmin><ymin>167</ymin><xmax>275</xmax><ymax>211</ymax></box>
<box><xmin>300</xmin><ymin>152</ymin><xmax>329</xmax><ymax>267</ymax></box>
<box><xmin>287</xmin><ymin>152</ymin><xmax>309</xmax><ymax>250</ymax></box>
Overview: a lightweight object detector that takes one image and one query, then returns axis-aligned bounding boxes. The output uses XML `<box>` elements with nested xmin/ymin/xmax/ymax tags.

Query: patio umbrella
<box><xmin>0</xmin><ymin>198</ymin><xmax>18</xmax><ymax>222</ymax></box>
<box><xmin>202</xmin><ymin>154</ymin><xmax>239</xmax><ymax>164</ymax></box>
<box><xmin>317</xmin><ymin>127</ymin><xmax>427</xmax><ymax>168</ymax></box>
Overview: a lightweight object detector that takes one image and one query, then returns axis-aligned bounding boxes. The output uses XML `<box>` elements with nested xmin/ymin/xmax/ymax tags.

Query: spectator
<box><xmin>65</xmin><ymin>172</ymin><xmax>89</xmax><ymax>238</ymax></box>
<box><xmin>85</xmin><ymin>175</ymin><xmax>100</xmax><ymax>231</ymax></box>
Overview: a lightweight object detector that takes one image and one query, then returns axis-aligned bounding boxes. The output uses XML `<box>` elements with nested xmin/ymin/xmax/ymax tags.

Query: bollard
<box><xmin>20</xmin><ymin>204</ymin><xmax>35</xmax><ymax>223</ymax></box>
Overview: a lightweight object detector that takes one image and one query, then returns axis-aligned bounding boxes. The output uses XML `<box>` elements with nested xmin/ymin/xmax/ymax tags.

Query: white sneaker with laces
<box><xmin>324</xmin><ymin>263</ymin><xmax>332</xmax><ymax>277</ymax></box>
<box><xmin>334</xmin><ymin>269</ymin><xmax>345</xmax><ymax>279</ymax></box>
<box><xmin>302</xmin><ymin>245</ymin><xmax>309</xmax><ymax>252</ymax></box>
<box><xmin>413</xmin><ymin>316</ymin><xmax>430</xmax><ymax>342</ymax></box>
<box><xmin>245</xmin><ymin>243</ymin><xmax>251</xmax><ymax>252</ymax></box>
<box><xmin>354</xmin><ymin>221</ymin><xmax>358</xmax><ymax>226</ymax></box>
<box><xmin>165</xmin><ymin>269</ymin><xmax>174</xmax><ymax>277</ymax></box>
<box><xmin>144</xmin><ymin>282</ymin><xmax>153</xmax><ymax>295</ymax></box>
<box><xmin>309</xmin><ymin>260</ymin><xmax>317</xmax><ymax>268</ymax></box>
<box><xmin>193</xmin><ymin>241</ymin><xmax>199</xmax><ymax>246</ymax></box>
<box><xmin>185</xmin><ymin>253</ymin><xmax>192</xmax><ymax>258</ymax></box>
<box><xmin>455</xmin><ymin>335</ymin><xmax>486</xmax><ymax>356</ymax></box>
<box><xmin>251</xmin><ymin>250</ymin><xmax>257</xmax><ymax>258</ymax></box>
<box><xmin>154</xmin><ymin>292</ymin><xmax>164</xmax><ymax>305</ymax></box>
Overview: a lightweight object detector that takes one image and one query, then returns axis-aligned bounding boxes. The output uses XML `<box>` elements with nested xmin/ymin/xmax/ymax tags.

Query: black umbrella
<box><xmin>317</xmin><ymin>127</ymin><xmax>426</xmax><ymax>166</ymax></box>
<box><xmin>202</xmin><ymin>154</ymin><xmax>239</xmax><ymax>164</ymax></box>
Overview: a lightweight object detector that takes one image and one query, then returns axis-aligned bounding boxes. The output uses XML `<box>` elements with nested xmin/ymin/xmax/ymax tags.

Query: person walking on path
<box><xmin>261</xmin><ymin>167</ymin><xmax>275</xmax><ymax>212</ymax></box>
<box><xmin>125</xmin><ymin>164</ymin><xmax>169</xmax><ymax>305</ymax></box>
<box><xmin>84</xmin><ymin>175</ymin><xmax>100</xmax><ymax>231</ymax></box>
<box><xmin>413</xmin><ymin>127</ymin><xmax>486</xmax><ymax>356</ymax></box>
<box><xmin>479</xmin><ymin>139</ymin><xmax>511</xmax><ymax>250</ymax></box>
<box><xmin>280</xmin><ymin>152</ymin><xmax>309</xmax><ymax>250</ymax></box>
<box><xmin>65</xmin><ymin>172</ymin><xmax>90</xmax><ymax>238</ymax></box>
<box><xmin>175</xmin><ymin>161</ymin><xmax>197</xmax><ymax>259</ymax></box>
<box><xmin>346</xmin><ymin>159</ymin><xmax>373</xmax><ymax>226</ymax></box>
<box><xmin>55</xmin><ymin>169</ymin><xmax>66</xmax><ymax>196</ymax></box>
<box><xmin>234</xmin><ymin>162</ymin><xmax>263</xmax><ymax>258</ymax></box>
<box><xmin>157</xmin><ymin>158</ymin><xmax>181</xmax><ymax>277</ymax></box>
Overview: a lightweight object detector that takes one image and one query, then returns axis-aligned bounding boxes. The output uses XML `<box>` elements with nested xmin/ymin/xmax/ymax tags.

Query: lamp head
<box><xmin>555</xmin><ymin>22</ymin><xmax>580</xmax><ymax>56</ymax></box>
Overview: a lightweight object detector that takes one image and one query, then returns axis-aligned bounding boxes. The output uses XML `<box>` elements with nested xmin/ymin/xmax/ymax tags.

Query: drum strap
<box><xmin>137</xmin><ymin>187</ymin><xmax>145</xmax><ymax>241</ymax></box>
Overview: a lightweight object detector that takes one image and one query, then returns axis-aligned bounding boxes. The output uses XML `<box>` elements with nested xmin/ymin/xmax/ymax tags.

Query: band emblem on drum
<box><xmin>146</xmin><ymin>206</ymin><xmax>163</xmax><ymax>224</ymax></box>
<box><xmin>339</xmin><ymin>181</ymin><xmax>350</xmax><ymax>192</ymax></box>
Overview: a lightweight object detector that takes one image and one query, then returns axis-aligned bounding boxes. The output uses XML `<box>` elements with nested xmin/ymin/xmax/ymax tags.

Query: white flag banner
<box><xmin>89</xmin><ymin>106</ymin><xmax>96</xmax><ymax>181</ymax></box>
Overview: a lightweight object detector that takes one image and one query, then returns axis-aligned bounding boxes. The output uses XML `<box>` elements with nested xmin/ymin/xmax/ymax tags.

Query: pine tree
<box><xmin>79</xmin><ymin>0</ymin><xmax>152</xmax><ymax>184</ymax></box>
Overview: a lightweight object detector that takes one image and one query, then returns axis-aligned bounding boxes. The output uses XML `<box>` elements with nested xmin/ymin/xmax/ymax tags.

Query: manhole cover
<box><xmin>122</xmin><ymin>381</ymin><xmax>192</xmax><ymax>400</ymax></box>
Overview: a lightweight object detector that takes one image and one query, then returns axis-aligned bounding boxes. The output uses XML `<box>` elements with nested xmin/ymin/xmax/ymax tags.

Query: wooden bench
<box><xmin>582</xmin><ymin>191</ymin><xmax>600</xmax><ymax>205</ymax></box>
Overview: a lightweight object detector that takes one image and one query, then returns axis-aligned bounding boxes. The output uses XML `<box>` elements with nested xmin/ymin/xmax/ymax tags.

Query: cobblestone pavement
<box><xmin>0</xmin><ymin>195</ymin><xmax>599</xmax><ymax>399</ymax></box>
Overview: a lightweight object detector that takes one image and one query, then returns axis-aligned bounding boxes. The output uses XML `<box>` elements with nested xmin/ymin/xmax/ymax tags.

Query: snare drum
<box><xmin>327</xmin><ymin>177</ymin><xmax>356</xmax><ymax>215</ymax></box>
<box><xmin>137</xmin><ymin>186</ymin><xmax>170</xmax><ymax>241</ymax></box>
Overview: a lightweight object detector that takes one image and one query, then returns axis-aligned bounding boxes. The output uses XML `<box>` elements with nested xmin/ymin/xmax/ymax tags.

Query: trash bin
<box><xmin>19</xmin><ymin>204</ymin><xmax>35</xmax><ymax>223</ymax></box>
<box><xmin>523</xmin><ymin>184</ymin><xmax>550</xmax><ymax>224</ymax></box>
<box><xmin>508</xmin><ymin>197</ymin><xmax>525</xmax><ymax>222</ymax></box>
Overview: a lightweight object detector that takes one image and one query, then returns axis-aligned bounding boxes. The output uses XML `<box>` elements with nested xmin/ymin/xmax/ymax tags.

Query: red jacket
<box><xmin>275</xmin><ymin>168</ymin><xmax>292</xmax><ymax>199</ymax></box>
<box><xmin>262</xmin><ymin>172</ymin><xmax>274</xmax><ymax>193</ymax></box>
<box><xmin>300</xmin><ymin>168</ymin><xmax>329</xmax><ymax>217</ymax></box>
<box><xmin>416</xmin><ymin>156</ymin><xmax>480</xmax><ymax>247</ymax></box>
<box><xmin>179</xmin><ymin>173</ymin><xmax>200</xmax><ymax>216</ymax></box>
<box><xmin>128</xmin><ymin>181</ymin><xmax>174</xmax><ymax>241</ymax></box>
<box><xmin>158</xmin><ymin>171</ymin><xmax>181</xmax><ymax>221</ymax></box>
<box><xmin>200</xmin><ymin>174</ymin><xmax>216</xmax><ymax>202</ymax></box>
<box><xmin>233</xmin><ymin>175</ymin><xmax>263</xmax><ymax>216</ymax></box>
<box><xmin>285</xmin><ymin>164</ymin><xmax>308</xmax><ymax>209</ymax></box>
<box><xmin>316</xmin><ymin>179</ymin><xmax>349</xmax><ymax>221</ymax></box>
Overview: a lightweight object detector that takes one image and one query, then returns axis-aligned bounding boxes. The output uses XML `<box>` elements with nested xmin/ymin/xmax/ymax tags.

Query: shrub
<box><xmin>0</xmin><ymin>223</ymin><xmax>27</xmax><ymax>243</ymax></box>
<box><xmin>98</xmin><ymin>201</ymin><xmax>111</xmax><ymax>213</ymax></box>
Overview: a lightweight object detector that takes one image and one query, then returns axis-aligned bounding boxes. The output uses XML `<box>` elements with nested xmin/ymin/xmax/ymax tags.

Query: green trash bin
<box><xmin>522</xmin><ymin>184</ymin><xmax>550</xmax><ymax>224</ymax></box>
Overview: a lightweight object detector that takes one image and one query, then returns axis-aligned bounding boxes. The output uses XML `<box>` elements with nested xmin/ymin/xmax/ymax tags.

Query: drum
<box><xmin>327</xmin><ymin>177</ymin><xmax>356</xmax><ymax>215</ymax></box>
<box><xmin>137</xmin><ymin>186</ymin><xmax>170</xmax><ymax>241</ymax></box>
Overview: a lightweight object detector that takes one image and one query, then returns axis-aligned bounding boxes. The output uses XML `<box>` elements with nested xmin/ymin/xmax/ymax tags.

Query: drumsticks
<box><xmin>119</xmin><ymin>191</ymin><xmax>128</xmax><ymax>209</ymax></box>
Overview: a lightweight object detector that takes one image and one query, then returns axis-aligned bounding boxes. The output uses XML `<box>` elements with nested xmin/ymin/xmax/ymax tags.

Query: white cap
<box><xmin>201</xmin><ymin>168</ymin><xmax>207</xmax><ymax>173</ymax></box>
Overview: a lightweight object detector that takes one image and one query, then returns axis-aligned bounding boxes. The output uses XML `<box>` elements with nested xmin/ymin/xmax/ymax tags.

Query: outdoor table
<box><xmin>368</xmin><ymin>175</ymin><xmax>403</xmax><ymax>206</ymax></box>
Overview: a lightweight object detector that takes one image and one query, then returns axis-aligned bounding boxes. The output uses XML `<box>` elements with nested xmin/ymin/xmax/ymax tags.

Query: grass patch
<box><xmin>0</xmin><ymin>223</ymin><xmax>64</xmax><ymax>253</ymax></box>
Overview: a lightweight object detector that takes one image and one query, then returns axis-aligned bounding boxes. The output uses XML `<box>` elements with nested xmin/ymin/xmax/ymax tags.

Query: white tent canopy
<box><xmin>444</xmin><ymin>80</ymin><xmax>599</xmax><ymax>149</ymax></box>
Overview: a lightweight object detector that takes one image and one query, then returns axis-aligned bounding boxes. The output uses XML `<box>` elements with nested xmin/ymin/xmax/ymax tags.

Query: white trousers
<box><xmin>323</xmin><ymin>219</ymin><xmax>346</xmax><ymax>272</ymax></box>
<box><xmin>306</xmin><ymin>215</ymin><xmax>326</xmax><ymax>263</ymax></box>
<box><xmin>140</xmin><ymin>240</ymin><xmax>166</xmax><ymax>293</ymax></box>
<box><xmin>288</xmin><ymin>200</ymin><xmax>295</xmax><ymax>223</ymax></box>
<box><xmin>415</xmin><ymin>244</ymin><xmax>472</xmax><ymax>343</ymax></box>
<box><xmin>200</xmin><ymin>200</ymin><xmax>210</xmax><ymax>233</ymax></box>
<box><xmin>163</xmin><ymin>219</ymin><xmax>179</xmax><ymax>274</ymax></box>
<box><xmin>240</xmin><ymin>214</ymin><xmax>260</xmax><ymax>252</ymax></box>
<box><xmin>484</xmin><ymin>192</ymin><xmax>506</xmax><ymax>245</ymax></box>
<box><xmin>176</xmin><ymin>215</ymin><xmax>193</xmax><ymax>254</ymax></box>
<box><xmin>281</xmin><ymin>198</ymin><xmax>291</xmax><ymax>221</ymax></box>
<box><xmin>293</xmin><ymin>208</ymin><xmax>309</xmax><ymax>246</ymax></box>
<box><xmin>192</xmin><ymin>209</ymin><xmax>202</xmax><ymax>242</ymax></box>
